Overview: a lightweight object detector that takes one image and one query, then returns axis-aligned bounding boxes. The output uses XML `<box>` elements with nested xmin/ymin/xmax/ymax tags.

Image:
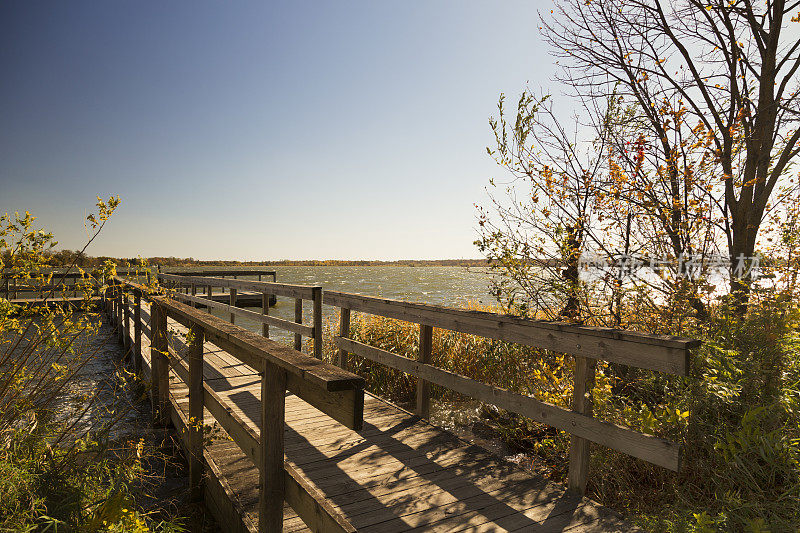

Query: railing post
<box><xmin>229</xmin><ymin>287</ymin><xmax>237</xmax><ymax>324</ymax></box>
<box><xmin>134</xmin><ymin>292</ymin><xmax>142</xmax><ymax>376</ymax></box>
<box><xmin>261</xmin><ymin>291</ymin><xmax>270</xmax><ymax>338</ymax></box>
<box><xmin>416</xmin><ymin>324</ymin><xmax>433</xmax><ymax>418</ymax></box>
<box><xmin>294</xmin><ymin>298</ymin><xmax>302</xmax><ymax>351</ymax></box>
<box><xmin>207</xmin><ymin>285</ymin><xmax>212</xmax><ymax>299</ymax></box>
<box><xmin>110</xmin><ymin>281</ymin><xmax>115</xmax><ymax>321</ymax></box>
<box><xmin>568</xmin><ymin>355</ymin><xmax>596</xmax><ymax>494</ymax></box>
<box><xmin>259</xmin><ymin>361</ymin><xmax>287</xmax><ymax>532</ymax></box>
<box><xmin>117</xmin><ymin>284</ymin><xmax>124</xmax><ymax>345</ymax></box>
<box><xmin>123</xmin><ymin>290</ymin><xmax>131</xmax><ymax>355</ymax></box>
<box><xmin>150</xmin><ymin>302</ymin><xmax>170</xmax><ymax>426</ymax></box>
<box><xmin>312</xmin><ymin>287</ymin><xmax>322</xmax><ymax>359</ymax></box>
<box><xmin>188</xmin><ymin>321</ymin><xmax>205</xmax><ymax>502</ymax></box>
<box><xmin>109</xmin><ymin>283</ymin><xmax>116</xmax><ymax>324</ymax></box>
<box><xmin>191</xmin><ymin>283</ymin><xmax>196</xmax><ymax>308</ymax></box>
<box><xmin>337</xmin><ymin>308</ymin><xmax>351</xmax><ymax>370</ymax></box>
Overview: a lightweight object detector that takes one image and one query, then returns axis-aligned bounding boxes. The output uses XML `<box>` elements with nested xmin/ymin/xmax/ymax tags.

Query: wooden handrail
<box><xmin>156</xmin><ymin>296</ymin><xmax>362</xmax><ymax>394</ymax></box>
<box><xmin>325</xmin><ymin>290</ymin><xmax>698</xmax><ymax>375</ymax></box>
<box><xmin>109</xmin><ymin>275</ymin><xmax>361</xmax><ymax>532</ymax></box>
<box><xmin>170</xmin><ymin>291</ymin><xmax>314</xmax><ymax>337</ymax></box>
<box><xmin>324</xmin><ymin>289</ymin><xmax>700</xmax><ymax>495</ymax></box>
<box><xmin>157</xmin><ymin>272</ymin><xmax>324</xmax><ymax>359</ymax></box>
<box><xmin>334</xmin><ymin>335</ymin><xmax>680</xmax><ymax>470</ymax></box>
<box><xmin>158</xmin><ymin>272</ymin><xmax>316</xmax><ymax>300</ymax></box>
<box><xmin>162</xmin><ymin>269</ymin><xmax>276</xmax><ymax>277</ymax></box>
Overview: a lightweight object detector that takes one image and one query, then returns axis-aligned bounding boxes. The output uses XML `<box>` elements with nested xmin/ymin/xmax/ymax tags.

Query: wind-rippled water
<box><xmin>172</xmin><ymin>266</ymin><xmax>498</xmax><ymax>345</ymax></box>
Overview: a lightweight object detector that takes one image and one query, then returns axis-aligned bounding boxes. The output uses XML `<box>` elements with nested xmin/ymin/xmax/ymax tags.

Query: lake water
<box><xmin>170</xmin><ymin>266</ymin><xmax>498</xmax><ymax>345</ymax></box>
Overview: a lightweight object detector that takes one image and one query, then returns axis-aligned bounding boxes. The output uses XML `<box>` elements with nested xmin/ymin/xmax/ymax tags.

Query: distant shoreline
<box><xmin>40</xmin><ymin>252</ymin><xmax>491</xmax><ymax>268</ymax></box>
<box><xmin>149</xmin><ymin>259</ymin><xmax>490</xmax><ymax>267</ymax></box>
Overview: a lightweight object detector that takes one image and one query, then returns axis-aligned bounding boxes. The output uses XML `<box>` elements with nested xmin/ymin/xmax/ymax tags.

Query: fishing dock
<box><xmin>101</xmin><ymin>272</ymin><xmax>698</xmax><ymax>532</ymax></box>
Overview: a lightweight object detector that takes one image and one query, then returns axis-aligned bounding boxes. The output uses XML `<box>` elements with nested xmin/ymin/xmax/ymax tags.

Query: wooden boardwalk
<box><xmin>129</xmin><ymin>301</ymin><xmax>635</xmax><ymax>532</ymax></box>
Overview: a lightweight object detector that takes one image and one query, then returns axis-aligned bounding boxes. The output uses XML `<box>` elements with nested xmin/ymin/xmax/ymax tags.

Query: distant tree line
<box><xmin>17</xmin><ymin>250</ymin><xmax>489</xmax><ymax>268</ymax></box>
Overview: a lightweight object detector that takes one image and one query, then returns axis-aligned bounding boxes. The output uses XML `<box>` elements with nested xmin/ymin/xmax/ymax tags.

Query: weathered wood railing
<box><xmin>158</xmin><ymin>268</ymin><xmax>277</xmax><ymax>281</ymax></box>
<box><xmin>324</xmin><ymin>290</ymin><xmax>700</xmax><ymax>494</ymax></box>
<box><xmin>156</xmin><ymin>273</ymin><xmax>324</xmax><ymax>359</ymax></box>
<box><xmin>110</xmin><ymin>276</ymin><xmax>364</xmax><ymax>533</ymax></box>
<box><xmin>1</xmin><ymin>269</ymin><xmax>100</xmax><ymax>300</ymax></box>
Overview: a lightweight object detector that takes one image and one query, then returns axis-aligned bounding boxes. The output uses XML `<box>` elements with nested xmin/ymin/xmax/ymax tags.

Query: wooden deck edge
<box><xmin>168</xmin><ymin>395</ymin><xmax>258</xmax><ymax>533</ymax></box>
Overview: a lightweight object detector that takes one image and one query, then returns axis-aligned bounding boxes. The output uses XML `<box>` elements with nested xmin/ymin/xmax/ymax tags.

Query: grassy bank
<box><xmin>321</xmin><ymin>297</ymin><xmax>800</xmax><ymax>532</ymax></box>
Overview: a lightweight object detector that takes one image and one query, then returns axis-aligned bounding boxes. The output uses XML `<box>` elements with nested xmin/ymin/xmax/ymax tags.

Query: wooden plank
<box><xmin>312</xmin><ymin>287</ymin><xmax>322</xmax><ymax>359</ymax></box>
<box><xmin>168</xmin><ymin>351</ymin><xmax>355</xmax><ymax>533</ymax></box>
<box><xmin>294</xmin><ymin>298</ymin><xmax>303</xmax><ymax>352</ymax></box>
<box><xmin>260</xmin><ymin>361</ymin><xmax>287</xmax><ymax>532</ymax></box>
<box><xmin>262</xmin><ymin>291</ymin><xmax>270</xmax><ymax>338</ymax></box>
<box><xmin>158</xmin><ymin>273</ymin><xmax>316</xmax><ymax>300</ymax></box>
<box><xmin>160</xmin><ymin>316</ymin><xmax>636</xmax><ymax>533</ymax></box>
<box><xmin>337</xmin><ymin>308</ymin><xmax>351</xmax><ymax>370</ymax></box>
<box><xmin>134</xmin><ymin>293</ymin><xmax>142</xmax><ymax>375</ymax></box>
<box><xmin>117</xmin><ymin>286</ymin><xmax>124</xmax><ymax>344</ymax></box>
<box><xmin>151</xmin><ymin>303</ymin><xmax>170</xmax><ymax>425</ymax></box>
<box><xmin>188</xmin><ymin>322</ymin><xmax>205</xmax><ymax>501</ymax></box>
<box><xmin>284</xmin><ymin>463</ymin><xmax>357</xmax><ymax>533</ymax></box>
<box><xmin>164</xmin><ymin>269</ymin><xmax>276</xmax><ymax>278</ymax></box>
<box><xmin>171</xmin><ymin>291</ymin><xmax>313</xmax><ymax>337</ymax></box>
<box><xmin>160</xmin><ymin>297</ymin><xmax>362</xmax><ymax>392</ymax></box>
<box><xmin>286</xmin><ymin>373</ymin><xmax>363</xmax><ymax>431</ymax></box>
<box><xmin>568</xmin><ymin>355</ymin><xmax>596</xmax><ymax>494</ymax></box>
<box><xmin>324</xmin><ymin>291</ymin><xmax>698</xmax><ymax>375</ymax></box>
<box><xmin>335</xmin><ymin>336</ymin><xmax>681</xmax><ymax>471</ymax></box>
<box><xmin>167</xmin><ymin>346</ymin><xmax>261</xmax><ymax>461</ymax></box>
<box><xmin>416</xmin><ymin>324</ymin><xmax>432</xmax><ymax>419</ymax></box>
<box><xmin>123</xmin><ymin>292</ymin><xmax>131</xmax><ymax>353</ymax></box>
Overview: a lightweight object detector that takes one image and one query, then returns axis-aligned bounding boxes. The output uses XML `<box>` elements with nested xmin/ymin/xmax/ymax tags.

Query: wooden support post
<box><xmin>337</xmin><ymin>308</ymin><xmax>351</xmax><ymax>370</ymax></box>
<box><xmin>123</xmin><ymin>291</ymin><xmax>131</xmax><ymax>354</ymax></box>
<box><xmin>261</xmin><ymin>291</ymin><xmax>270</xmax><ymax>338</ymax></box>
<box><xmin>568</xmin><ymin>355</ymin><xmax>597</xmax><ymax>494</ymax></box>
<box><xmin>117</xmin><ymin>286</ymin><xmax>124</xmax><ymax>345</ymax></box>
<box><xmin>191</xmin><ymin>283</ymin><xmax>196</xmax><ymax>308</ymax></box>
<box><xmin>110</xmin><ymin>283</ymin><xmax>115</xmax><ymax>321</ymax></box>
<box><xmin>312</xmin><ymin>287</ymin><xmax>322</xmax><ymax>359</ymax></box>
<box><xmin>229</xmin><ymin>288</ymin><xmax>237</xmax><ymax>324</ymax></box>
<box><xmin>188</xmin><ymin>321</ymin><xmax>205</xmax><ymax>502</ymax></box>
<box><xmin>259</xmin><ymin>361</ymin><xmax>287</xmax><ymax>533</ymax></box>
<box><xmin>294</xmin><ymin>298</ymin><xmax>303</xmax><ymax>351</ymax></box>
<box><xmin>207</xmin><ymin>285</ymin><xmax>212</xmax><ymax>299</ymax></box>
<box><xmin>416</xmin><ymin>324</ymin><xmax>433</xmax><ymax>418</ymax></box>
<box><xmin>150</xmin><ymin>303</ymin><xmax>170</xmax><ymax>426</ymax></box>
<box><xmin>110</xmin><ymin>286</ymin><xmax>116</xmax><ymax>324</ymax></box>
<box><xmin>13</xmin><ymin>276</ymin><xmax>17</xmax><ymax>299</ymax></box>
<box><xmin>133</xmin><ymin>292</ymin><xmax>142</xmax><ymax>376</ymax></box>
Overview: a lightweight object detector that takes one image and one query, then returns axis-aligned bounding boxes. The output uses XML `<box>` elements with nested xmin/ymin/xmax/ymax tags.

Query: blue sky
<box><xmin>0</xmin><ymin>1</ymin><xmax>554</xmax><ymax>260</ymax></box>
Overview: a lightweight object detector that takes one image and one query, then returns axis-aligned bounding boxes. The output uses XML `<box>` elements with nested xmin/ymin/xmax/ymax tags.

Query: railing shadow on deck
<box><xmin>106</xmin><ymin>272</ymin><xmax>696</xmax><ymax>532</ymax></box>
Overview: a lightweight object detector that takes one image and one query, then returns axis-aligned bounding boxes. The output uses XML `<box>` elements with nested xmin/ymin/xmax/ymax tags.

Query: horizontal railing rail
<box><xmin>324</xmin><ymin>291</ymin><xmax>698</xmax><ymax>375</ymax></box>
<box><xmin>324</xmin><ymin>290</ymin><xmax>700</xmax><ymax>494</ymax></box>
<box><xmin>110</xmin><ymin>276</ymin><xmax>363</xmax><ymax>533</ymax></box>
<box><xmin>159</xmin><ymin>269</ymin><xmax>277</xmax><ymax>279</ymax></box>
<box><xmin>157</xmin><ymin>272</ymin><xmax>324</xmax><ymax>359</ymax></box>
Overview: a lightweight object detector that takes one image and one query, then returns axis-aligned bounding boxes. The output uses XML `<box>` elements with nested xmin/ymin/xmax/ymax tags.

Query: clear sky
<box><xmin>0</xmin><ymin>1</ymin><xmax>554</xmax><ymax>260</ymax></box>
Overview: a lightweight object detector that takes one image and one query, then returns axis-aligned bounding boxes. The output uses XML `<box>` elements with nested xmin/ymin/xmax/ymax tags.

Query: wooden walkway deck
<box><xmin>128</xmin><ymin>301</ymin><xmax>635</xmax><ymax>532</ymax></box>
